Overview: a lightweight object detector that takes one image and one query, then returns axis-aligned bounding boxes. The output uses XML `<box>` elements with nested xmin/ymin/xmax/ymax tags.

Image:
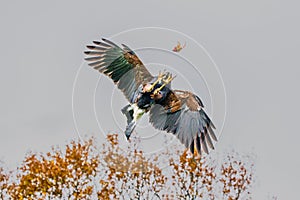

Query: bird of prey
<box><xmin>84</xmin><ymin>38</ymin><xmax>217</xmax><ymax>155</ymax></box>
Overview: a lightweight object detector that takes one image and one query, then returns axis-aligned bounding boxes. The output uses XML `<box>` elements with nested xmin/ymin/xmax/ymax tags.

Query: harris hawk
<box><xmin>84</xmin><ymin>38</ymin><xmax>217</xmax><ymax>155</ymax></box>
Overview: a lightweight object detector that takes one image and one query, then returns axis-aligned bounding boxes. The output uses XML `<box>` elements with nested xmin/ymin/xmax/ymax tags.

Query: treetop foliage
<box><xmin>0</xmin><ymin>134</ymin><xmax>255</xmax><ymax>200</ymax></box>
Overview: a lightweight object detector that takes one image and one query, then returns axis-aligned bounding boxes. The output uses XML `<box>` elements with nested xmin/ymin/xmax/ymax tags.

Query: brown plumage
<box><xmin>149</xmin><ymin>90</ymin><xmax>216</xmax><ymax>155</ymax></box>
<box><xmin>84</xmin><ymin>38</ymin><xmax>217</xmax><ymax>155</ymax></box>
<box><xmin>84</xmin><ymin>38</ymin><xmax>153</xmax><ymax>103</ymax></box>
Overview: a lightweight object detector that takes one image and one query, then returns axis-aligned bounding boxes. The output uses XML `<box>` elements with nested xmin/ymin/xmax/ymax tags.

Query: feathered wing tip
<box><xmin>121</xmin><ymin>43</ymin><xmax>135</xmax><ymax>55</ymax></box>
<box><xmin>84</xmin><ymin>38</ymin><xmax>120</xmax><ymax>70</ymax></box>
<box><xmin>149</xmin><ymin>91</ymin><xmax>218</xmax><ymax>156</ymax></box>
<box><xmin>190</xmin><ymin>133</ymin><xmax>209</xmax><ymax>157</ymax></box>
<box><xmin>179</xmin><ymin>107</ymin><xmax>217</xmax><ymax>156</ymax></box>
<box><xmin>189</xmin><ymin>135</ymin><xmax>203</xmax><ymax>156</ymax></box>
<box><xmin>200</xmin><ymin>109</ymin><xmax>217</xmax><ymax>142</ymax></box>
<box><xmin>197</xmin><ymin>109</ymin><xmax>217</xmax><ymax>154</ymax></box>
<box><xmin>190</xmin><ymin>133</ymin><xmax>216</xmax><ymax>156</ymax></box>
<box><xmin>84</xmin><ymin>37</ymin><xmax>154</xmax><ymax>104</ymax></box>
<box><xmin>102</xmin><ymin>38</ymin><xmax>119</xmax><ymax>47</ymax></box>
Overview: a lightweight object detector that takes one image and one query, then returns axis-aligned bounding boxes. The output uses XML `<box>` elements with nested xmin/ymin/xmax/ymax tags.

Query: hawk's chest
<box><xmin>136</xmin><ymin>92</ymin><xmax>154</xmax><ymax>109</ymax></box>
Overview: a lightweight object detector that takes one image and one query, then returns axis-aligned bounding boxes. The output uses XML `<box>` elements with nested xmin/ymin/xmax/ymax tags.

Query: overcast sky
<box><xmin>1</xmin><ymin>0</ymin><xmax>300</xmax><ymax>199</ymax></box>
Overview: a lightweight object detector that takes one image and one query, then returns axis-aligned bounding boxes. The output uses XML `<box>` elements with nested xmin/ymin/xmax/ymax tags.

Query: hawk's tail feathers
<box><xmin>125</xmin><ymin>121</ymin><xmax>136</xmax><ymax>140</ymax></box>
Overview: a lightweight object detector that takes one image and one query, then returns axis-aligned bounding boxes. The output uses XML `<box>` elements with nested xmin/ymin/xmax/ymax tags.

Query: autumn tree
<box><xmin>0</xmin><ymin>165</ymin><xmax>10</xmax><ymax>199</ymax></box>
<box><xmin>162</xmin><ymin>148</ymin><xmax>254</xmax><ymax>200</ymax></box>
<box><xmin>166</xmin><ymin>150</ymin><xmax>216</xmax><ymax>199</ymax></box>
<box><xmin>97</xmin><ymin>134</ymin><xmax>166</xmax><ymax>199</ymax></box>
<box><xmin>220</xmin><ymin>152</ymin><xmax>254</xmax><ymax>200</ymax></box>
<box><xmin>7</xmin><ymin>138</ymin><xmax>99</xmax><ymax>199</ymax></box>
<box><xmin>0</xmin><ymin>134</ymin><xmax>256</xmax><ymax>199</ymax></box>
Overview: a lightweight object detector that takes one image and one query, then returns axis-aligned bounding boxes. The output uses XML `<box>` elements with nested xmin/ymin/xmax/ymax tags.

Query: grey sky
<box><xmin>1</xmin><ymin>0</ymin><xmax>299</xmax><ymax>199</ymax></box>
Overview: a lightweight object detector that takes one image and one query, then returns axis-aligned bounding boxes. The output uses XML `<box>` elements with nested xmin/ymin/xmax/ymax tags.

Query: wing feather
<box><xmin>149</xmin><ymin>90</ymin><xmax>217</xmax><ymax>155</ymax></box>
<box><xmin>85</xmin><ymin>38</ymin><xmax>153</xmax><ymax>103</ymax></box>
<box><xmin>196</xmin><ymin>135</ymin><xmax>201</xmax><ymax>154</ymax></box>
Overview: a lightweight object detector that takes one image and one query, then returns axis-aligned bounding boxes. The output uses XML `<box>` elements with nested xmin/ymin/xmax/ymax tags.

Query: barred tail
<box><xmin>125</xmin><ymin>121</ymin><xmax>136</xmax><ymax>140</ymax></box>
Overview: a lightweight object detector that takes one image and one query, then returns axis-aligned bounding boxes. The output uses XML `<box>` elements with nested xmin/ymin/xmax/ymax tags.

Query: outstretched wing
<box><xmin>84</xmin><ymin>38</ymin><xmax>154</xmax><ymax>103</ymax></box>
<box><xmin>149</xmin><ymin>90</ymin><xmax>217</xmax><ymax>155</ymax></box>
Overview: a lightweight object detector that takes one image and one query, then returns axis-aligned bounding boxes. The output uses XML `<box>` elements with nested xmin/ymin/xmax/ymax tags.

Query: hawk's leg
<box><xmin>145</xmin><ymin>71</ymin><xmax>164</xmax><ymax>92</ymax></box>
<box><xmin>153</xmin><ymin>74</ymin><xmax>176</xmax><ymax>95</ymax></box>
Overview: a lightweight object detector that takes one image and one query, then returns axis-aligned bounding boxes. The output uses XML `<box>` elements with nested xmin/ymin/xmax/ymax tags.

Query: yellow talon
<box><xmin>153</xmin><ymin>74</ymin><xmax>176</xmax><ymax>94</ymax></box>
<box><xmin>146</xmin><ymin>71</ymin><xmax>164</xmax><ymax>92</ymax></box>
